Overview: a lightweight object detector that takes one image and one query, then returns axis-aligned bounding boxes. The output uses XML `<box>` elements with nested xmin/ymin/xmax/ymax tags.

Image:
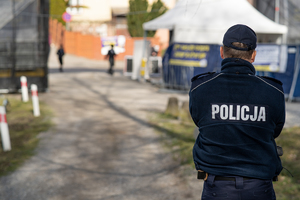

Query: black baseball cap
<box><xmin>223</xmin><ymin>24</ymin><xmax>257</xmax><ymax>51</ymax></box>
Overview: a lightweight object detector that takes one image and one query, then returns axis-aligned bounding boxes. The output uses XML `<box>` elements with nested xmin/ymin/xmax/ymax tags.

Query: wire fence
<box><xmin>0</xmin><ymin>0</ymin><xmax>49</xmax><ymax>92</ymax></box>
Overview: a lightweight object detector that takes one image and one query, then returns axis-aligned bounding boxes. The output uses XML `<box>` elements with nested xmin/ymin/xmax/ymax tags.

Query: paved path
<box><xmin>285</xmin><ymin>102</ymin><xmax>300</xmax><ymax>128</ymax></box>
<box><xmin>0</xmin><ymin>46</ymin><xmax>200</xmax><ymax>200</ymax></box>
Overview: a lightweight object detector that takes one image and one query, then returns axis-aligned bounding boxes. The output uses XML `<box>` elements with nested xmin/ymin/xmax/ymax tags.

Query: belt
<box><xmin>214</xmin><ymin>176</ymin><xmax>254</xmax><ymax>181</ymax></box>
<box><xmin>197</xmin><ymin>170</ymin><xmax>275</xmax><ymax>182</ymax></box>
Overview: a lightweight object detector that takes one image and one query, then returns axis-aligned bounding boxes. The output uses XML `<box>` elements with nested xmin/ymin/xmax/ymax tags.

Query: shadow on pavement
<box><xmin>72</xmin><ymin>77</ymin><xmax>193</xmax><ymax>152</ymax></box>
<box><xmin>49</xmin><ymin>68</ymin><xmax>123</xmax><ymax>74</ymax></box>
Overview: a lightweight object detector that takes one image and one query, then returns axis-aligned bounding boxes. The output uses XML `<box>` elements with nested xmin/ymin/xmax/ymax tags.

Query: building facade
<box><xmin>250</xmin><ymin>0</ymin><xmax>300</xmax><ymax>44</ymax></box>
<box><xmin>66</xmin><ymin>0</ymin><xmax>177</xmax><ymax>37</ymax></box>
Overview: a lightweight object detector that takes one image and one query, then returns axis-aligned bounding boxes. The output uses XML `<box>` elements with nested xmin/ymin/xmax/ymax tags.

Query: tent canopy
<box><xmin>143</xmin><ymin>0</ymin><xmax>288</xmax><ymax>44</ymax></box>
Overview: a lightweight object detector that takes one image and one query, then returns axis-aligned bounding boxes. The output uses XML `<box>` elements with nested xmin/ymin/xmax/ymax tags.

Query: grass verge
<box><xmin>150</xmin><ymin>112</ymin><xmax>300</xmax><ymax>200</ymax></box>
<box><xmin>273</xmin><ymin>127</ymin><xmax>300</xmax><ymax>200</ymax></box>
<box><xmin>149</xmin><ymin>112</ymin><xmax>196</xmax><ymax>166</ymax></box>
<box><xmin>0</xmin><ymin>95</ymin><xmax>52</xmax><ymax>177</ymax></box>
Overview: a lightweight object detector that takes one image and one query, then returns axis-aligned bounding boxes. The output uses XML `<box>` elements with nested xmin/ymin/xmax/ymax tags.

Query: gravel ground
<box><xmin>0</xmin><ymin>46</ymin><xmax>299</xmax><ymax>200</ymax></box>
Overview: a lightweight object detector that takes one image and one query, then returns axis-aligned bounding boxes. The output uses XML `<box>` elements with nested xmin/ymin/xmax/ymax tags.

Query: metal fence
<box><xmin>0</xmin><ymin>0</ymin><xmax>49</xmax><ymax>92</ymax></box>
<box><xmin>162</xmin><ymin>65</ymin><xmax>194</xmax><ymax>91</ymax></box>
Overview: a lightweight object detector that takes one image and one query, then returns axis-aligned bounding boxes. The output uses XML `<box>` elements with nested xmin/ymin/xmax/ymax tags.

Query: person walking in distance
<box><xmin>189</xmin><ymin>24</ymin><xmax>285</xmax><ymax>200</ymax></box>
<box><xmin>106</xmin><ymin>44</ymin><xmax>116</xmax><ymax>75</ymax></box>
<box><xmin>57</xmin><ymin>45</ymin><xmax>65</xmax><ymax>72</ymax></box>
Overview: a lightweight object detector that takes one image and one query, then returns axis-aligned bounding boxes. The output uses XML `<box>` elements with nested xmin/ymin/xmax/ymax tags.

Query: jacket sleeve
<box><xmin>189</xmin><ymin>91</ymin><xmax>199</xmax><ymax>127</ymax></box>
<box><xmin>189</xmin><ymin>72</ymin><xmax>216</xmax><ymax>127</ymax></box>
<box><xmin>261</xmin><ymin>76</ymin><xmax>285</xmax><ymax>138</ymax></box>
<box><xmin>274</xmin><ymin>96</ymin><xmax>285</xmax><ymax>138</ymax></box>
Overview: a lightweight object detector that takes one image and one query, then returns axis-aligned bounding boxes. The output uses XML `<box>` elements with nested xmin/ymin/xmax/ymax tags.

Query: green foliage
<box><xmin>50</xmin><ymin>0</ymin><xmax>68</xmax><ymax>25</ymax></box>
<box><xmin>127</xmin><ymin>0</ymin><xmax>149</xmax><ymax>37</ymax></box>
<box><xmin>149</xmin><ymin>112</ymin><xmax>196</xmax><ymax>165</ymax></box>
<box><xmin>273</xmin><ymin>127</ymin><xmax>300</xmax><ymax>200</ymax></box>
<box><xmin>127</xmin><ymin>0</ymin><xmax>168</xmax><ymax>37</ymax></box>
<box><xmin>150</xmin><ymin>0</ymin><xmax>168</xmax><ymax>20</ymax></box>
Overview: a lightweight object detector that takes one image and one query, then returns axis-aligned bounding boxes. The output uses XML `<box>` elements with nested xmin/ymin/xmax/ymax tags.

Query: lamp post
<box><xmin>11</xmin><ymin>0</ymin><xmax>16</xmax><ymax>91</ymax></box>
<box><xmin>275</xmin><ymin>0</ymin><xmax>280</xmax><ymax>23</ymax></box>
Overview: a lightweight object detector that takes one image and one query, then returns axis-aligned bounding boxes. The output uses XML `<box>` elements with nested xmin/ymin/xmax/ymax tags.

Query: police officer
<box><xmin>189</xmin><ymin>24</ymin><xmax>285</xmax><ymax>200</ymax></box>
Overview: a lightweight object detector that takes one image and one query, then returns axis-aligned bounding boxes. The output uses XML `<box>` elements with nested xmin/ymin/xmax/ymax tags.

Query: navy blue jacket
<box><xmin>189</xmin><ymin>58</ymin><xmax>285</xmax><ymax>180</ymax></box>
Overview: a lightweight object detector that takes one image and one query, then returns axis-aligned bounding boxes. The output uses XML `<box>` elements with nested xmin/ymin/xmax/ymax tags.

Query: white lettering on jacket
<box><xmin>212</xmin><ymin>104</ymin><xmax>266</xmax><ymax>122</ymax></box>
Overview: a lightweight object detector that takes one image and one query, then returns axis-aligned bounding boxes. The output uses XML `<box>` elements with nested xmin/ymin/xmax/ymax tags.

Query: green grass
<box><xmin>150</xmin><ymin>112</ymin><xmax>300</xmax><ymax>199</ymax></box>
<box><xmin>273</xmin><ymin>127</ymin><xmax>300</xmax><ymax>200</ymax></box>
<box><xmin>0</xmin><ymin>95</ymin><xmax>52</xmax><ymax>176</ymax></box>
<box><xmin>149</xmin><ymin>112</ymin><xmax>196</xmax><ymax>165</ymax></box>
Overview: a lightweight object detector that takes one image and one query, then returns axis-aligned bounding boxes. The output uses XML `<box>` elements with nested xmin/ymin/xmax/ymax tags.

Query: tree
<box><xmin>50</xmin><ymin>0</ymin><xmax>88</xmax><ymax>26</ymax></box>
<box><xmin>50</xmin><ymin>0</ymin><xmax>68</xmax><ymax>25</ymax></box>
<box><xmin>150</xmin><ymin>0</ymin><xmax>168</xmax><ymax>21</ymax></box>
<box><xmin>127</xmin><ymin>0</ymin><xmax>168</xmax><ymax>37</ymax></box>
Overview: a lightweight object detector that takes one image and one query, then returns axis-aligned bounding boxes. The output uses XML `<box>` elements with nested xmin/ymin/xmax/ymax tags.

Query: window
<box><xmin>66</xmin><ymin>0</ymin><xmax>84</xmax><ymax>15</ymax></box>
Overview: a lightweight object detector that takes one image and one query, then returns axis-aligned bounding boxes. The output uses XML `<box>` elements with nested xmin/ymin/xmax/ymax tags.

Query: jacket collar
<box><xmin>221</xmin><ymin>58</ymin><xmax>256</xmax><ymax>75</ymax></box>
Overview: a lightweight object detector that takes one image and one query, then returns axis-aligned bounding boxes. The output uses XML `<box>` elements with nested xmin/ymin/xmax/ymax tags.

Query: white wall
<box><xmin>70</xmin><ymin>0</ymin><xmax>112</xmax><ymax>22</ymax></box>
<box><xmin>69</xmin><ymin>0</ymin><xmax>176</xmax><ymax>22</ymax></box>
<box><xmin>110</xmin><ymin>0</ymin><xmax>129</xmax><ymax>8</ymax></box>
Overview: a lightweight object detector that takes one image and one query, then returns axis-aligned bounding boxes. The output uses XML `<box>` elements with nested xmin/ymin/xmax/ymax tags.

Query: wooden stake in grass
<box><xmin>0</xmin><ymin>106</ymin><xmax>11</xmax><ymax>151</ymax></box>
<box><xmin>179</xmin><ymin>101</ymin><xmax>192</xmax><ymax>122</ymax></box>
<box><xmin>165</xmin><ymin>97</ymin><xmax>179</xmax><ymax>117</ymax></box>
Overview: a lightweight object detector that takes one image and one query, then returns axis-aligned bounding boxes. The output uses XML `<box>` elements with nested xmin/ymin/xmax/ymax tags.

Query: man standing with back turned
<box><xmin>189</xmin><ymin>24</ymin><xmax>285</xmax><ymax>200</ymax></box>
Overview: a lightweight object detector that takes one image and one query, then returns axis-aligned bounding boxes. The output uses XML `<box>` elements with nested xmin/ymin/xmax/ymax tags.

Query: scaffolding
<box><xmin>0</xmin><ymin>0</ymin><xmax>49</xmax><ymax>92</ymax></box>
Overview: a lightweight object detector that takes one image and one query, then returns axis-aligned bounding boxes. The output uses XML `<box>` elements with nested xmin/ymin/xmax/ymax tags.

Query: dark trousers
<box><xmin>108</xmin><ymin>58</ymin><xmax>114</xmax><ymax>74</ymax></box>
<box><xmin>201</xmin><ymin>175</ymin><xmax>276</xmax><ymax>200</ymax></box>
<box><xmin>58</xmin><ymin>56</ymin><xmax>63</xmax><ymax>65</ymax></box>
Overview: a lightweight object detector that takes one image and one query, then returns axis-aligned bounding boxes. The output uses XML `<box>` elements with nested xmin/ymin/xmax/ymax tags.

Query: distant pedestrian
<box><xmin>57</xmin><ymin>45</ymin><xmax>65</xmax><ymax>72</ymax></box>
<box><xmin>106</xmin><ymin>44</ymin><xmax>116</xmax><ymax>75</ymax></box>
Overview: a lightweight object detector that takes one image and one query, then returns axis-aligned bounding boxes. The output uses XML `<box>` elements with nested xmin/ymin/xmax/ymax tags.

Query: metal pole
<box><xmin>288</xmin><ymin>46</ymin><xmax>300</xmax><ymax>102</ymax></box>
<box><xmin>11</xmin><ymin>0</ymin><xmax>16</xmax><ymax>89</ymax></box>
<box><xmin>283</xmin><ymin>0</ymin><xmax>289</xmax><ymax>26</ymax></box>
<box><xmin>141</xmin><ymin>30</ymin><xmax>147</xmax><ymax>80</ymax></box>
<box><xmin>142</xmin><ymin>31</ymin><xmax>147</xmax><ymax>59</ymax></box>
<box><xmin>275</xmin><ymin>0</ymin><xmax>280</xmax><ymax>23</ymax></box>
<box><xmin>282</xmin><ymin>0</ymin><xmax>289</xmax><ymax>44</ymax></box>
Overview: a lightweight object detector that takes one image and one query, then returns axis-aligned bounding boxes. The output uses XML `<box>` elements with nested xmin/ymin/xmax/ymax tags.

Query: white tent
<box><xmin>143</xmin><ymin>0</ymin><xmax>288</xmax><ymax>44</ymax></box>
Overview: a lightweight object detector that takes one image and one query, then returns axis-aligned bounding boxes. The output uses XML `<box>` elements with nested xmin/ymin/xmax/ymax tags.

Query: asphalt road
<box><xmin>0</xmin><ymin>47</ymin><xmax>200</xmax><ymax>200</ymax></box>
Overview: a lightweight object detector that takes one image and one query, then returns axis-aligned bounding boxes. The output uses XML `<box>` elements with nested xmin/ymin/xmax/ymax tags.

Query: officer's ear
<box><xmin>250</xmin><ymin>50</ymin><xmax>257</xmax><ymax>63</ymax></box>
<box><xmin>220</xmin><ymin>46</ymin><xmax>225</xmax><ymax>59</ymax></box>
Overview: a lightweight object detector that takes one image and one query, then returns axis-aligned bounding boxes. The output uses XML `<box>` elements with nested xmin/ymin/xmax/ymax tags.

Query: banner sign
<box><xmin>168</xmin><ymin>43</ymin><xmax>288</xmax><ymax>72</ymax></box>
<box><xmin>253</xmin><ymin>44</ymin><xmax>287</xmax><ymax>72</ymax></box>
<box><xmin>163</xmin><ymin>43</ymin><xmax>295</xmax><ymax>92</ymax></box>
<box><xmin>169</xmin><ymin>43</ymin><xmax>211</xmax><ymax>67</ymax></box>
<box><xmin>100</xmin><ymin>35</ymin><xmax>126</xmax><ymax>55</ymax></box>
<box><xmin>162</xmin><ymin>43</ymin><xmax>221</xmax><ymax>90</ymax></box>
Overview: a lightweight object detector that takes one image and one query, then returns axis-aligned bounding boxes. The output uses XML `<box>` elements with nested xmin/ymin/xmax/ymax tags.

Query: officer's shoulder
<box><xmin>259</xmin><ymin>76</ymin><xmax>283</xmax><ymax>86</ymax></box>
<box><xmin>191</xmin><ymin>72</ymin><xmax>216</xmax><ymax>82</ymax></box>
